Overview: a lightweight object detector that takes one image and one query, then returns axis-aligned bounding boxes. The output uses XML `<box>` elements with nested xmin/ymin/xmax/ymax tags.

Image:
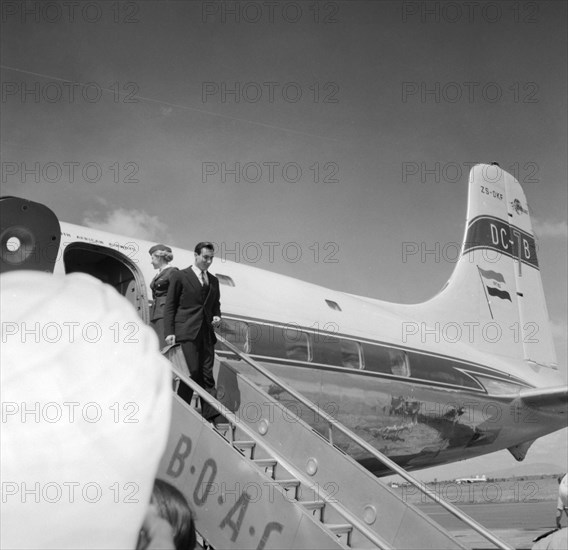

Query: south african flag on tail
<box><xmin>478</xmin><ymin>267</ymin><xmax>512</xmax><ymax>301</ymax></box>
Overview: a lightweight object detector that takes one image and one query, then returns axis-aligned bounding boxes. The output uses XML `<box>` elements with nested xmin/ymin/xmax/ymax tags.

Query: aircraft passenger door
<box><xmin>63</xmin><ymin>244</ymin><xmax>150</xmax><ymax>323</ymax></box>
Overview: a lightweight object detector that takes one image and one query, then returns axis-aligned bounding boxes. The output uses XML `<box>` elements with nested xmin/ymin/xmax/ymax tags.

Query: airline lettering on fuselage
<box><xmin>463</xmin><ymin>216</ymin><xmax>538</xmax><ymax>268</ymax></box>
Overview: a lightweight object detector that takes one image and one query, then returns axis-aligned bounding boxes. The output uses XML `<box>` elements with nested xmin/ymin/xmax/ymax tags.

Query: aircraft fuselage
<box><xmin>48</xmin><ymin>219</ymin><xmax>566</xmax><ymax>475</ymax></box>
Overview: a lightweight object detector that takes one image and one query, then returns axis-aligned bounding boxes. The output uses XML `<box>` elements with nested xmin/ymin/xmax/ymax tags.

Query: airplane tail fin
<box><xmin>418</xmin><ymin>163</ymin><xmax>557</xmax><ymax>368</ymax></box>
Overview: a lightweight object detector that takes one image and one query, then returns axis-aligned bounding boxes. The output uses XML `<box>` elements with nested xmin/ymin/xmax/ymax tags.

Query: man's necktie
<box><xmin>200</xmin><ymin>270</ymin><xmax>208</xmax><ymax>301</ymax></box>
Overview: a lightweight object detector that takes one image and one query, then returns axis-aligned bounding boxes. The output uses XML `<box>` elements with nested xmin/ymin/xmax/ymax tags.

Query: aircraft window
<box><xmin>341</xmin><ymin>339</ymin><xmax>360</xmax><ymax>369</ymax></box>
<box><xmin>216</xmin><ymin>274</ymin><xmax>235</xmax><ymax>287</ymax></box>
<box><xmin>218</xmin><ymin>319</ymin><xmax>249</xmax><ymax>353</ymax></box>
<box><xmin>362</xmin><ymin>343</ymin><xmax>410</xmax><ymax>376</ymax></box>
<box><xmin>325</xmin><ymin>299</ymin><xmax>342</xmax><ymax>311</ymax></box>
<box><xmin>407</xmin><ymin>353</ymin><xmax>479</xmax><ymax>388</ymax></box>
<box><xmin>249</xmin><ymin>323</ymin><xmax>309</xmax><ymax>362</ymax></box>
<box><xmin>390</xmin><ymin>350</ymin><xmax>410</xmax><ymax>377</ymax></box>
<box><xmin>474</xmin><ymin>376</ymin><xmax>522</xmax><ymax>395</ymax></box>
<box><xmin>312</xmin><ymin>336</ymin><xmax>361</xmax><ymax>369</ymax></box>
<box><xmin>312</xmin><ymin>336</ymin><xmax>342</xmax><ymax>365</ymax></box>
<box><xmin>285</xmin><ymin>327</ymin><xmax>310</xmax><ymax>361</ymax></box>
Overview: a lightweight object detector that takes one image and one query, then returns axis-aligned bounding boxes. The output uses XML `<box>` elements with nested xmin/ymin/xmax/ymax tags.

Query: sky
<box><xmin>1</xmin><ymin>0</ymin><xmax>566</xmax><ymax>481</ymax></box>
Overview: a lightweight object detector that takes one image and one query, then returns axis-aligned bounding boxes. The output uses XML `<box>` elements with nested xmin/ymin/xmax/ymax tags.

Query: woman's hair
<box><xmin>149</xmin><ymin>245</ymin><xmax>174</xmax><ymax>263</ymax></box>
<box><xmin>154</xmin><ymin>250</ymin><xmax>174</xmax><ymax>263</ymax></box>
<box><xmin>152</xmin><ymin>479</ymin><xmax>196</xmax><ymax>550</ymax></box>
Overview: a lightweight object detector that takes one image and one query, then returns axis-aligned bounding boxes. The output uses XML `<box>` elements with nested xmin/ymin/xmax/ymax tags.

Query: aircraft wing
<box><xmin>507</xmin><ymin>386</ymin><xmax>567</xmax><ymax>461</ymax></box>
<box><xmin>518</xmin><ymin>385</ymin><xmax>568</xmax><ymax>416</ymax></box>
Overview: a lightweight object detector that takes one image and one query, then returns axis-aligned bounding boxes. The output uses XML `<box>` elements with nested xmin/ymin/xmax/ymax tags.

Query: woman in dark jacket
<box><xmin>149</xmin><ymin>244</ymin><xmax>177</xmax><ymax>349</ymax></box>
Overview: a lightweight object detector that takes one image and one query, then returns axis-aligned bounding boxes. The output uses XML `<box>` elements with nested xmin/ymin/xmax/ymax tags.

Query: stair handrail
<box><xmin>214</xmin><ymin>333</ymin><xmax>513</xmax><ymax>550</ymax></box>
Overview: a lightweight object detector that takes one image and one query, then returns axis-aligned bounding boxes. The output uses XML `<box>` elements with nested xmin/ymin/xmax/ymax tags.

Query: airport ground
<box><xmin>406</xmin><ymin>477</ymin><xmax>563</xmax><ymax>549</ymax></box>
<box><xmin>420</xmin><ymin>500</ymin><xmax>559</xmax><ymax>549</ymax></box>
<box><xmin>393</xmin><ymin>476</ymin><xmax>561</xmax><ymax>506</ymax></box>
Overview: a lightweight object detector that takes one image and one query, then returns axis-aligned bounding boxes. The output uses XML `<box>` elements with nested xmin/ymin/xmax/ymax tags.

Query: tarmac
<box><xmin>447</xmin><ymin>528</ymin><xmax>553</xmax><ymax>550</ymax></box>
<box><xmin>419</xmin><ymin>500</ymin><xmax>560</xmax><ymax>549</ymax></box>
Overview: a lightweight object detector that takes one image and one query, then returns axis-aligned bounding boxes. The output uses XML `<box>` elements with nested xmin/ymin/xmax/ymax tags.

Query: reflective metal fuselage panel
<box><xmin>215</xmin><ymin>357</ymin><xmax>563</xmax><ymax>476</ymax></box>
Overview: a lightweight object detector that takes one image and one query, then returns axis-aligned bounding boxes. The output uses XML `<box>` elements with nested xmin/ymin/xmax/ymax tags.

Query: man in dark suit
<box><xmin>164</xmin><ymin>242</ymin><xmax>221</xmax><ymax>421</ymax></box>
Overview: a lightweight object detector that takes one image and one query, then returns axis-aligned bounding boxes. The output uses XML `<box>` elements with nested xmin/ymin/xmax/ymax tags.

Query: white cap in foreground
<box><xmin>1</xmin><ymin>272</ymin><xmax>172</xmax><ymax>549</ymax></box>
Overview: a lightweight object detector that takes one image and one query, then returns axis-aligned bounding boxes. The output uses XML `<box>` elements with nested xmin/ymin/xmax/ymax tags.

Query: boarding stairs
<box><xmin>158</xmin><ymin>335</ymin><xmax>513</xmax><ymax>550</ymax></box>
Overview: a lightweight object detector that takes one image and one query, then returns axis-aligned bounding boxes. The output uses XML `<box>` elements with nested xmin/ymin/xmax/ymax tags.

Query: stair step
<box><xmin>328</xmin><ymin>523</ymin><xmax>353</xmax><ymax>536</ymax></box>
<box><xmin>215</xmin><ymin>422</ymin><xmax>231</xmax><ymax>431</ymax></box>
<box><xmin>328</xmin><ymin>523</ymin><xmax>353</xmax><ymax>546</ymax></box>
<box><xmin>301</xmin><ymin>500</ymin><xmax>325</xmax><ymax>510</ymax></box>
<box><xmin>278</xmin><ymin>478</ymin><xmax>300</xmax><ymax>499</ymax></box>
<box><xmin>278</xmin><ymin>478</ymin><xmax>300</xmax><ymax>488</ymax></box>
<box><xmin>253</xmin><ymin>458</ymin><xmax>277</xmax><ymax>476</ymax></box>
<box><xmin>301</xmin><ymin>500</ymin><xmax>326</xmax><ymax>520</ymax></box>
<box><xmin>233</xmin><ymin>439</ymin><xmax>255</xmax><ymax>447</ymax></box>
<box><xmin>213</xmin><ymin>423</ymin><xmax>232</xmax><ymax>436</ymax></box>
<box><xmin>253</xmin><ymin>458</ymin><xmax>277</xmax><ymax>467</ymax></box>
<box><xmin>233</xmin><ymin>440</ymin><xmax>256</xmax><ymax>458</ymax></box>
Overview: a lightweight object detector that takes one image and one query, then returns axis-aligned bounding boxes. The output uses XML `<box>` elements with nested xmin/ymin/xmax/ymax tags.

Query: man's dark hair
<box><xmin>194</xmin><ymin>242</ymin><xmax>215</xmax><ymax>255</ymax></box>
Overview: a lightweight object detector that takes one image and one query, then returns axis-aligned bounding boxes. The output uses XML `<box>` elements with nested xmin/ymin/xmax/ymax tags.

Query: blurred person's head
<box><xmin>151</xmin><ymin>479</ymin><xmax>196</xmax><ymax>550</ymax></box>
<box><xmin>1</xmin><ymin>271</ymin><xmax>173</xmax><ymax>549</ymax></box>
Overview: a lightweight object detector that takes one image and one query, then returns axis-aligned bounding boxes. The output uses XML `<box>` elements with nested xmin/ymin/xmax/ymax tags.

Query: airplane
<box><xmin>455</xmin><ymin>475</ymin><xmax>487</xmax><ymax>484</ymax></box>
<box><xmin>1</xmin><ymin>163</ymin><xmax>566</xmax><ymax>477</ymax></box>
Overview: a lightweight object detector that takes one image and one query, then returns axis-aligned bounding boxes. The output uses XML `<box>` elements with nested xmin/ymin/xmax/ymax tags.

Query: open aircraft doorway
<box><xmin>63</xmin><ymin>244</ymin><xmax>149</xmax><ymax>322</ymax></box>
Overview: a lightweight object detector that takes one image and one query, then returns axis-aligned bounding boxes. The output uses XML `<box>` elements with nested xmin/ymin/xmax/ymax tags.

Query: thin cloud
<box><xmin>533</xmin><ymin>219</ymin><xmax>568</xmax><ymax>239</ymax></box>
<box><xmin>83</xmin><ymin>208</ymin><xmax>171</xmax><ymax>243</ymax></box>
<box><xmin>1</xmin><ymin>65</ymin><xmax>339</xmax><ymax>142</ymax></box>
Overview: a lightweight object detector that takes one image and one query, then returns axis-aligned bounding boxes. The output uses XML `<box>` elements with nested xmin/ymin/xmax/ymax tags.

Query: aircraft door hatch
<box><xmin>63</xmin><ymin>244</ymin><xmax>149</xmax><ymax>323</ymax></box>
